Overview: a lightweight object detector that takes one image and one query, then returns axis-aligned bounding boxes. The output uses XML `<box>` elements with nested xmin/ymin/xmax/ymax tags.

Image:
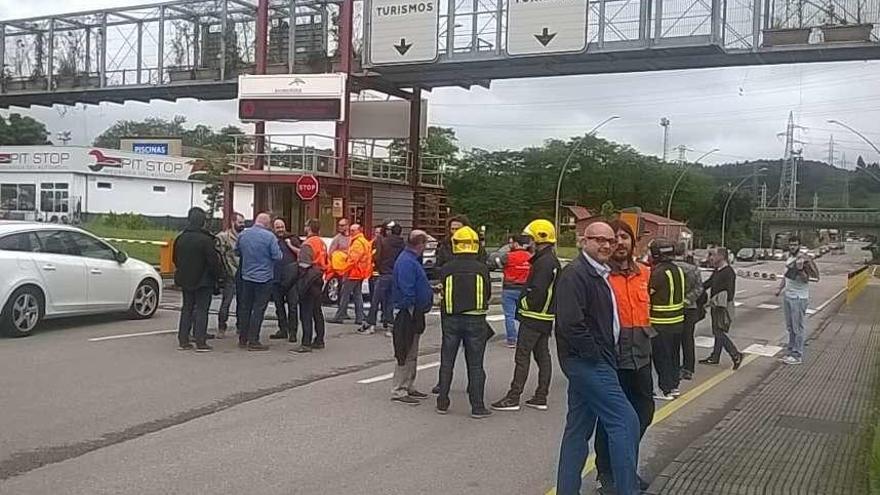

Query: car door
<box><xmin>64</xmin><ymin>231</ymin><xmax>133</xmax><ymax>310</ymax></box>
<box><xmin>32</xmin><ymin>230</ymin><xmax>89</xmax><ymax>314</ymax></box>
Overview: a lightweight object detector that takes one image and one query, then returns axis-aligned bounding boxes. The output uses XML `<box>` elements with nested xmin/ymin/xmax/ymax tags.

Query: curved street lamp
<box><xmin>665</xmin><ymin>148</ymin><xmax>719</xmax><ymax>222</ymax></box>
<box><xmin>827</xmin><ymin>119</ymin><xmax>880</xmax><ymax>184</ymax></box>
<box><xmin>554</xmin><ymin>115</ymin><xmax>620</xmax><ymax>235</ymax></box>
<box><xmin>721</xmin><ymin>167</ymin><xmax>767</xmax><ymax>248</ymax></box>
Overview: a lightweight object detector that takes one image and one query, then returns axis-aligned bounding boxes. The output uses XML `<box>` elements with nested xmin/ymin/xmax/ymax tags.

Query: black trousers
<box><xmin>272</xmin><ymin>282</ymin><xmax>299</xmax><ymax>339</ymax></box>
<box><xmin>299</xmin><ymin>279</ymin><xmax>325</xmax><ymax>346</ymax></box>
<box><xmin>709</xmin><ymin>308</ymin><xmax>741</xmax><ymax>360</ymax></box>
<box><xmin>594</xmin><ymin>364</ymin><xmax>656</xmax><ymax>479</ymax></box>
<box><xmin>179</xmin><ymin>287</ymin><xmax>212</xmax><ymax>346</ymax></box>
<box><xmin>681</xmin><ymin>309</ymin><xmax>698</xmax><ymax>373</ymax></box>
<box><xmin>504</xmin><ymin>320</ymin><xmax>552</xmax><ymax>401</ymax></box>
<box><xmin>652</xmin><ymin>324</ymin><xmax>682</xmax><ymax>393</ymax></box>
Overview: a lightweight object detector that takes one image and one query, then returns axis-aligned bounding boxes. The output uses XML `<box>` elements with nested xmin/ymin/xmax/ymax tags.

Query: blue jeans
<box><xmin>438</xmin><ymin>314</ymin><xmax>489</xmax><ymax>411</ymax></box>
<box><xmin>501</xmin><ymin>289</ymin><xmax>521</xmax><ymax>344</ymax></box>
<box><xmin>366</xmin><ymin>274</ymin><xmax>394</xmax><ymax>326</ymax></box>
<box><xmin>238</xmin><ymin>280</ymin><xmax>273</xmax><ymax>345</ymax></box>
<box><xmin>557</xmin><ymin>357</ymin><xmax>640</xmax><ymax>495</ymax></box>
<box><xmin>784</xmin><ymin>296</ymin><xmax>809</xmax><ymax>358</ymax></box>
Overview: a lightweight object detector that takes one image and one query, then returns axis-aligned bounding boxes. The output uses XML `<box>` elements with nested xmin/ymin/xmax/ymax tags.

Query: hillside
<box><xmin>702</xmin><ymin>159</ymin><xmax>880</xmax><ymax>209</ymax></box>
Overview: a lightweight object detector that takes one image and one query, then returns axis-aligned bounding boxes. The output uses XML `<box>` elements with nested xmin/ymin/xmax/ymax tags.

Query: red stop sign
<box><xmin>296</xmin><ymin>174</ymin><xmax>319</xmax><ymax>201</ymax></box>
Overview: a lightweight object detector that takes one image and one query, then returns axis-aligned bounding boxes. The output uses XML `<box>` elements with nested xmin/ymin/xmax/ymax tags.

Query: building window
<box><xmin>0</xmin><ymin>184</ymin><xmax>37</xmax><ymax>211</ymax></box>
<box><xmin>152</xmin><ymin>185</ymin><xmax>166</xmax><ymax>193</ymax></box>
<box><xmin>96</xmin><ymin>182</ymin><xmax>112</xmax><ymax>190</ymax></box>
<box><xmin>40</xmin><ymin>182</ymin><xmax>70</xmax><ymax>213</ymax></box>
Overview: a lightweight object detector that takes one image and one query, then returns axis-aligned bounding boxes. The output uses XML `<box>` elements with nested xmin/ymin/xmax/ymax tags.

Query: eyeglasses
<box><xmin>585</xmin><ymin>236</ymin><xmax>618</xmax><ymax>246</ymax></box>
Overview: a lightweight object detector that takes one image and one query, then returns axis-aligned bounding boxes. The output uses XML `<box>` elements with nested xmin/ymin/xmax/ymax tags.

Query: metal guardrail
<box><xmin>754</xmin><ymin>208</ymin><xmax>880</xmax><ymax>225</ymax></box>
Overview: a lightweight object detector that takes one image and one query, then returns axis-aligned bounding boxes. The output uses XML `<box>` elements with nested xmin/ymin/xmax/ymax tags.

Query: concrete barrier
<box><xmin>847</xmin><ymin>265</ymin><xmax>872</xmax><ymax>305</ymax></box>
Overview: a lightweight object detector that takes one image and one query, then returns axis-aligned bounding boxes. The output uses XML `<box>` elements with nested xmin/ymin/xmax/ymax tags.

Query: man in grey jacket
<box><xmin>216</xmin><ymin>212</ymin><xmax>245</xmax><ymax>338</ymax></box>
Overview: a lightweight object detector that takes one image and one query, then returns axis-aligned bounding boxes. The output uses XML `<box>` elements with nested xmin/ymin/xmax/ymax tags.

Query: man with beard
<box><xmin>593</xmin><ymin>220</ymin><xmax>654</xmax><ymax>493</ymax></box>
<box><xmin>362</xmin><ymin>220</ymin><xmax>405</xmax><ymax>336</ymax></box>
<box><xmin>776</xmin><ymin>236</ymin><xmax>818</xmax><ymax>365</ymax></box>
<box><xmin>269</xmin><ymin>218</ymin><xmax>301</xmax><ymax>342</ymax></box>
<box><xmin>216</xmin><ymin>212</ymin><xmax>245</xmax><ymax>339</ymax></box>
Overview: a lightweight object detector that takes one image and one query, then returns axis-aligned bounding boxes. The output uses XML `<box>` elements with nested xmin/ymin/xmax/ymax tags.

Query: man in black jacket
<box><xmin>269</xmin><ymin>218</ymin><xmax>301</xmax><ymax>342</ymax></box>
<box><xmin>363</xmin><ymin>220</ymin><xmax>405</xmax><ymax>336</ymax></box>
<box><xmin>555</xmin><ymin>221</ymin><xmax>640</xmax><ymax>495</ymax></box>
<box><xmin>436</xmin><ymin>226</ymin><xmax>493</xmax><ymax>419</ymax></box>
<box><xmin>492</xmin><ymin>219</ymin><xmax>560</xmax><ymax>412</ymax></box>
<box><xmin>174</xmin><ymin>207</ymin><xmax>224</xmax><ymax>352</ymax></box>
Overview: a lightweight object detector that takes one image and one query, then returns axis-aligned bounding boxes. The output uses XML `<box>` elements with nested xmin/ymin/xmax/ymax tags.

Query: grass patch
<box><xmin>84</xmin><ymin>223</ymin><xmax>178</xmax><ymax>266</ymax></box>
<box><xmin>872</xmin><ymin>423</ymin><xmax>880</xmax><ymax>494</ymax></box>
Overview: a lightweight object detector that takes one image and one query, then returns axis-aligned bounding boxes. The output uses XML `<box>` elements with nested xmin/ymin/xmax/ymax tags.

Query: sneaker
<box><xmin>431</xmin><ymin>385</ymin><xmax>440</xmax><ymax>395</ymax></box>
<box><xmin>269</xmin><ymin>332</ymin><xmax>288</xmax><ymax>340</ymax></box>
<box><xmin>391</xmin><ymin>395</ymin><xmax>420</xmax><ymax>406</ymax></box>
<box><xmin>782</xmin><ymin>356</ymin><xmax>803</xmax><ymax>365</ymax></box>
<box><xmin>311</xmin><ymin>342</ymin><xmax>325</xmax><ymax>350</ymax></box>
<box><xmin>356</xmin><ymin>324</ymin><xmax>375</xmax><ymax>335</ymax></box>
<box><xmin>670</xmin><ymin>388</ymin><xmax>682</xmax><ymax>398</ymax></box>
<box><xmin>217</xmin><ymin>329</ymin><xmax>226</xmax><ymax>339</ymax></box>
<box><xmin>470</xmin><ymin>408</ymin><xmax>493</xmax><ymax>419</ymax></box>
<box><xmin>384</xmin><ymin>330</ymin><xmax>393</xmax><ymax>338</ymax></box>
<box><xmin>525</xmin><ymin>398</ymin><xmax>549</xmax><ymax>411</ymax></box>
<box><xmin>698</xmin><ymin>357</ymin><xmax>720</xmax><ymax>365</ymax></box>
<box><xmin>288</xmin><ymin>337</ymin><xmax>298</xmax><ymax>343</ymax></box>
<box><xmin>596</xmin><ymin>474</ymin><xmax>616</xmax><ymax>494</ymax></box>
<box><xmin>436</xmin><ymin>398</ymin><xmax>450</xmax><ymax>415</ymax></box>
<box><xmin>195</xmin><ymin>343</ymin><xmax>213</xmax><ymax>352</ymax></box>
<box><xmin>654</xmin><ymin>391</ymin><xmax>676</xmax><ymax>401</ymax></box>
<box><xmin>247</xmin><ymin>343</ymin><xmax>270</xmax><ymax>351</ymax></box>
<box><xmin>680</xmin><ymin>370</ymin><xmax>694</xmax><ymax>381</ymax></box>
<box><xmin>237</xmin><ymin>341</ymin><xmax>248</xmax><ymax>349</ymax></box>
<box><xmin>732</xmin><ymin>354</ymin><xmax>744</xmax><ymax>370</ymax></box>
<box><xmin>408</xmin><ymin>390</ymin><xmax>429</xmax><ymax>400</ymax></box>
<box><xmin>178</xmin><ymin>343</ymin><xmax>194</xmax><ymax>351</ymax></box>
<box><xmin>290</xmin><ymin>345</ymin><xmax>312</xmax><ymax>353</ymax></box>
<box><xmin>205</xmin><ymin>333</ymin><xmax>216</xmax><ymax>340</ymax></box>
<box><xmin>491</xmin><ymin>397</ymin><xmax>521</xmax><ymax>412</ymax></box>
<box><xmin>505</xmin><ymin>341</ymin><xmax>517</xmax><ymax>349</ymax></box>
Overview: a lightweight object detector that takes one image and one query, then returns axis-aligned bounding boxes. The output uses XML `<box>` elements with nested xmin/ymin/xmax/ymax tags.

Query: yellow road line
<box><xmin>544</xmin><ymin>354</ymin><xmax>760</xmax><ymax>495</ymax></box>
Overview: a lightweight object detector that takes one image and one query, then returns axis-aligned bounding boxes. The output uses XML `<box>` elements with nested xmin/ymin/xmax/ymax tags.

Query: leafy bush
<box><xmin>100</xmin><ymin>212</ymin><xmax>155</xmax><ymax>231</ymax></box>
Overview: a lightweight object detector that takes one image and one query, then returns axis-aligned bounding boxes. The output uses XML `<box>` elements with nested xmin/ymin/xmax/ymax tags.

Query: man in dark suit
<box><xmin>555</xmin><ymin>221</ymin><xmax>640</xmax><ymax>495</ymax></box>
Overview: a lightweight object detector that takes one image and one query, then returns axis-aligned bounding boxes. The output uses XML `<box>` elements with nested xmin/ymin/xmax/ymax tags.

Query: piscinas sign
<box><xmin>0</xmin><ymin>146</ymin><xmax>203</xmax><ymax>181</ymax></box>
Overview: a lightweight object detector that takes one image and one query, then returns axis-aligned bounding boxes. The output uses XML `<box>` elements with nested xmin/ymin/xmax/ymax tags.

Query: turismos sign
<box><xmin>0</xmin><ymin>146</ymin><xmax>200</xmax><ymax>181</ymax></box>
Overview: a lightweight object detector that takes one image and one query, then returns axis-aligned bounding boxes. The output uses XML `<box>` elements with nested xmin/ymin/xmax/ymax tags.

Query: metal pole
<box><xmin>100</xmin><ymin>13</ymin><xmax>107</xmax><ymax>87</ymax></box>
<box><xmin>48</xmin><ymin>19</ymin><xmax>55</xmax><ymax>91</ymax></box>
<box><xmin>446</xmin><ymin>0</ymin><xmax>455</xmax><ymax>56</ymax></box>
<box><xmin>721</xmin><ymin>173</ymin><xmax>759</xmax><ymax>247</ymax></box>
<box><xmin>409</xmin><ymin>88</ymin><xmax>423</xmax><ymax>187</ymax></box>
<box><xmin>336</xmin><ymin>0</ymin><xmax>354</xmax><ymax>206</ymax></box>
<box><xmin>254</xmin><ymin>0</ymin><xmax>270</xmax><ymax>170</ymax></box>
<box><xmin>554</xmin><ymin>116</ymin><xmax>620</xmax><ymax>237</ymax></box>
<box><xmin>599</xmin><ymin>0</ymin><xmax>607</xmax><ymax>48</ymax></box>
<box><xmin>137</xmin><ymin>22</ymin><xmax>143</xmax><ymax>84</ymax></box>
<box><xmin>158</xmin><ymin>7</ymin><xmax>165</xmax><ymax>83</ymax></box>
<box><xmin>220</xmin><ymin>0</ymin><xmax>228</xmax><ymax>80</ymax></box>
<box><xmin>654</xmin><ymin>0</ymin><xmax>664</xmax><ymax>42</ymax></box>
<box><xmin>288</xmin><ymin>0</ymin><xmax>296</xmax><ymax>73</ymax></box>
<box><xmin>0</xmin><ymin>25</ymin><xmax>5</xmax><ymax>93</ymax></box>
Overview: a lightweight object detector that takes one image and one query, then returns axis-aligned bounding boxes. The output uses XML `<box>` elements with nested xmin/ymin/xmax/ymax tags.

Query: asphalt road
<box><xmin>0</xmin><ymin>244</ymin><xmax>868</xmax><ymax>494</ymax></box>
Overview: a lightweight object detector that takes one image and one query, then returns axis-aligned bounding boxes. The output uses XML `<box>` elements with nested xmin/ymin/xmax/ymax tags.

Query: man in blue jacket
<box><xmin>236</xmin><ymin>212</ymin><xmax>283</xmax><ymax>351</ymax></box>
<box><xmin>390</xmin><ymin>229</ymin><xmax>434</xmax><ymax>405</ymax></box>
<box><xmin>555</xmin><ymin>222</ymin><xmax>641</xmax><ymax>495</ymax></box>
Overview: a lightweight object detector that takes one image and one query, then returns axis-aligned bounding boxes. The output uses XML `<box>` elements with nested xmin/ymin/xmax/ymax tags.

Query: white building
<box><xmin>0</xmin><ymin>146</ymin><xmax>254</xmax><ymax>223</ymax></box>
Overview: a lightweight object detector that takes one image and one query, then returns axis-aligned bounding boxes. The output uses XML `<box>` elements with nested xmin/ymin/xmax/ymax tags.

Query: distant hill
<box><xmin>701</xmin><ymin>159</ymin><xmax>880</xmax><ymax>209</ymax></box>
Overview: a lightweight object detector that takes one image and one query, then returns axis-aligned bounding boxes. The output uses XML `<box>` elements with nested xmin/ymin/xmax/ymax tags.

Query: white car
<box><xmin>0</xmin><ymin>222</ymin><xmax>162</xmax><ymax>337</ymax></box>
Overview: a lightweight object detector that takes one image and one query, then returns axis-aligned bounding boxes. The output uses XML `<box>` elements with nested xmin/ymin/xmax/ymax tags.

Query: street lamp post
<box><xmin>721</xmin><ymin>167</ymin><xmax>767</xmax><ymax>248</ymax></box>
<box><xmin>827</xmin><ymin>119</ymin><xmax>880</xmax><ymax>184</ymax></box>
<box><xmin>554</xmin><ymin>115</ymin><xmax>620</xmax><ymax>236</ymax></box>
<box><xmin>665</xmin><ymin>148</ymin><xmax>719</xmax><ymax>221</ymax></box>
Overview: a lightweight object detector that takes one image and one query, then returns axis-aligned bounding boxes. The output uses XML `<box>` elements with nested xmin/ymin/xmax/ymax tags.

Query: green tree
<box><xmin>0</xmin><ymin>113</ymin><xmax>51</xmax><ymax>145</ymax></box>
<box><xmin>92</xmin><ymin>116</ymin><xmax>248</xmax><ymax>158</ymax></box>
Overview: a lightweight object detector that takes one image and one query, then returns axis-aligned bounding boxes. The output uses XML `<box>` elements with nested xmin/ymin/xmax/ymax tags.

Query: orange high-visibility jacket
<box><xmin>303</xmin><ymin>235</ymin><xmax>328</xmax><ymax>271</ymax></box>
<box><xmin>608</xmin><ymin>262</ymin><xmax>652</xmax><ymax>328</ymax></box>
<box><xmin>346</xmin><ymin>233</ymin><xmax>373</xmax><ymax>281</ymax></box>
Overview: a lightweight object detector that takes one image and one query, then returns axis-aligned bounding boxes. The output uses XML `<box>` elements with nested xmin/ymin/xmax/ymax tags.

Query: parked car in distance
<box><xmin>772</xmin><ymin>249</ymin><xmax>785</xmax><ymax>261</ymax></box>
<box><xmin>736</xmin><ymin>248</ymin><xmax>757</xmax><ymax>262</ymax></box>
<box><xmin>0</xmin><ymin>222</ymin><xmax>162</xmax><ymax>337</ymax></box>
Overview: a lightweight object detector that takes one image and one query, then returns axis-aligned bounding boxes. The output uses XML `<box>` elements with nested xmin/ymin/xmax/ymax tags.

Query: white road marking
<box><xmin>757</xmin><ymin>303</ymin><xmax>781</xmax><ymax>310</ymax></box>
<box><xmin>736</xmin><ymin>290</ymin><xmax>747</xmax><ymax>295</ymax></box>
<box><xmin>734</xmin><ymin>301</ymin><xmax>744</xmax><ymax>307</ymax></box>
<box><xmin>428</xmin><ymin>311</ymin><xmax>441</xmax><ymax>316</ymax></box>
<box><xmin>357</xmin><ymin>361</ymin><xmax>441</xmax><ymax>384</ymax></box>
<box><xmin>89</xmin><ymin>329</ymin><xmax>177</xmax><ymax>342</ymax></box>
<box><xmin>486</xmin><ymin>314</ymin><xmax>506</xmax><ymax>322</ymax></box>
<box><xmin>813</xmin><ymin>287</ymin><xmax>847</xmax><ymax>314</ymax></box>
<box><xmin>742</xmin><ymin>343</ymin><xmax>783</xmax><ymax>357</ymax></box>
<box><xmin>694</xmin><ymin>336</ymin><xmax>715</xmax><ymax>348</ymax></box>
<box><xmin>806</xmin><ymin>309</ymin><xmax>818</xmax><ymax>315</ymax></box>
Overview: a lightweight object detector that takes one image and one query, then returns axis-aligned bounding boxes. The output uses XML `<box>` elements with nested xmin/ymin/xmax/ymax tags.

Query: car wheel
<box><xmin>1</xmin><ymin>286</ymin><xmax>44</xmax><ymax>337</ymax></box>
<box><xmin>128</xmin><ymin>279</ymin><xmax>159</xmax><ymax>320</ymax></box>
<box><xmin>323</xmin><ymin>277</ymin><xmax>341</xmax><ymax>306</ymax></box>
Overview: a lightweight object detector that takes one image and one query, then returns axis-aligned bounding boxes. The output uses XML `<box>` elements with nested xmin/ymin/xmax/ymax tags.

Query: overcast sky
<box><xmin>3</xmin><ymin>0</ymin><xmax>880</xmax><ymax>167</ymax></box>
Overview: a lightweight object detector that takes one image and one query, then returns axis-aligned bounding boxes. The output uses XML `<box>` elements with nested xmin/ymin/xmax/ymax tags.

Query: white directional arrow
<box><xmin>507</xmin><ymin>0</ymin><xmax>588</xmax><ymax>56</ymax></box>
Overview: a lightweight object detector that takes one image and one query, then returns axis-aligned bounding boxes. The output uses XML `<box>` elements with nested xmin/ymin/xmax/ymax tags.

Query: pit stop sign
<box><xmin>296</xmin><ymin>174</ymin><xmax>319</xmax><ymax>201</ymax></box>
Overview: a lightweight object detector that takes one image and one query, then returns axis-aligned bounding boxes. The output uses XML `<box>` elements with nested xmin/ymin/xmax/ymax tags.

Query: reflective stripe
<box><xmin>650</xmin><ymin>315</ymin><xmax>685</xmax><ymax>324</ymax></box>
<box><xmin>653</xmin><ymin>303</ymin><xmax>685</xmax><ymax>311</ymax></box>
<box><xmin>519</xmin><ymin>310</ymin><xmax>555</xmax><ymax>321</ymax></box>
<box><xmin>476</xmin><ymin>274</ymin><xmax>484</xmax><ymax>310</ymax></box>
<box><xmin>463</xmin><ymin>310</ymin><xmax>488</xmax><ymax>315</ymax></box>
<box><xmin>445</xmin><ymin>276</ymin><xmax>453</xmax><ymax>314</ymax></box>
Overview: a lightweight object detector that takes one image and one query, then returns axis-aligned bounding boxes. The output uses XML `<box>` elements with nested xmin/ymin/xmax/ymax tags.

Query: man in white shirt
<box><xmin>776</xmin><ymin>236</ymin><xmax>818</xmax><ymax>365</ymax></box>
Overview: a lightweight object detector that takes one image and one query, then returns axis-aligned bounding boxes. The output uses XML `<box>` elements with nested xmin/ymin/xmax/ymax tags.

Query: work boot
<box><xmin>698</xmin><ymin>356</ymin><xmax>720</xmax><ymax>365</ymax></box>
<box><xmin>470</xmin><ymin>408</ymin><xmax>493</xmax><ymax>419</ymax></box>
<box><xmin>391</xmin><ymin>396</ymin><xmax>420</xmax><ymax>406</ymax></box>
<box><xmin>290</xmin><ymin>344</ymin><xmax>312</xmax><ymax>353</ymax></box>
<box><xmin>732</xmin><ymin>353</ymin><xmax>744</xmax><ymax>370</ymax></box>
<box><xmin>680</xmin><ymin>369</ymin><xmax>694</xmax><ymax>380</ymax></box>
<box><xmin>178</xmin><ymin>343</ymin><xmax>194</xmax><ymax>351</ymax></box>
<box><xmin>195</xmin><ymin>343</ymin><xmax>213</xmax><ymax>353</ymax></box>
